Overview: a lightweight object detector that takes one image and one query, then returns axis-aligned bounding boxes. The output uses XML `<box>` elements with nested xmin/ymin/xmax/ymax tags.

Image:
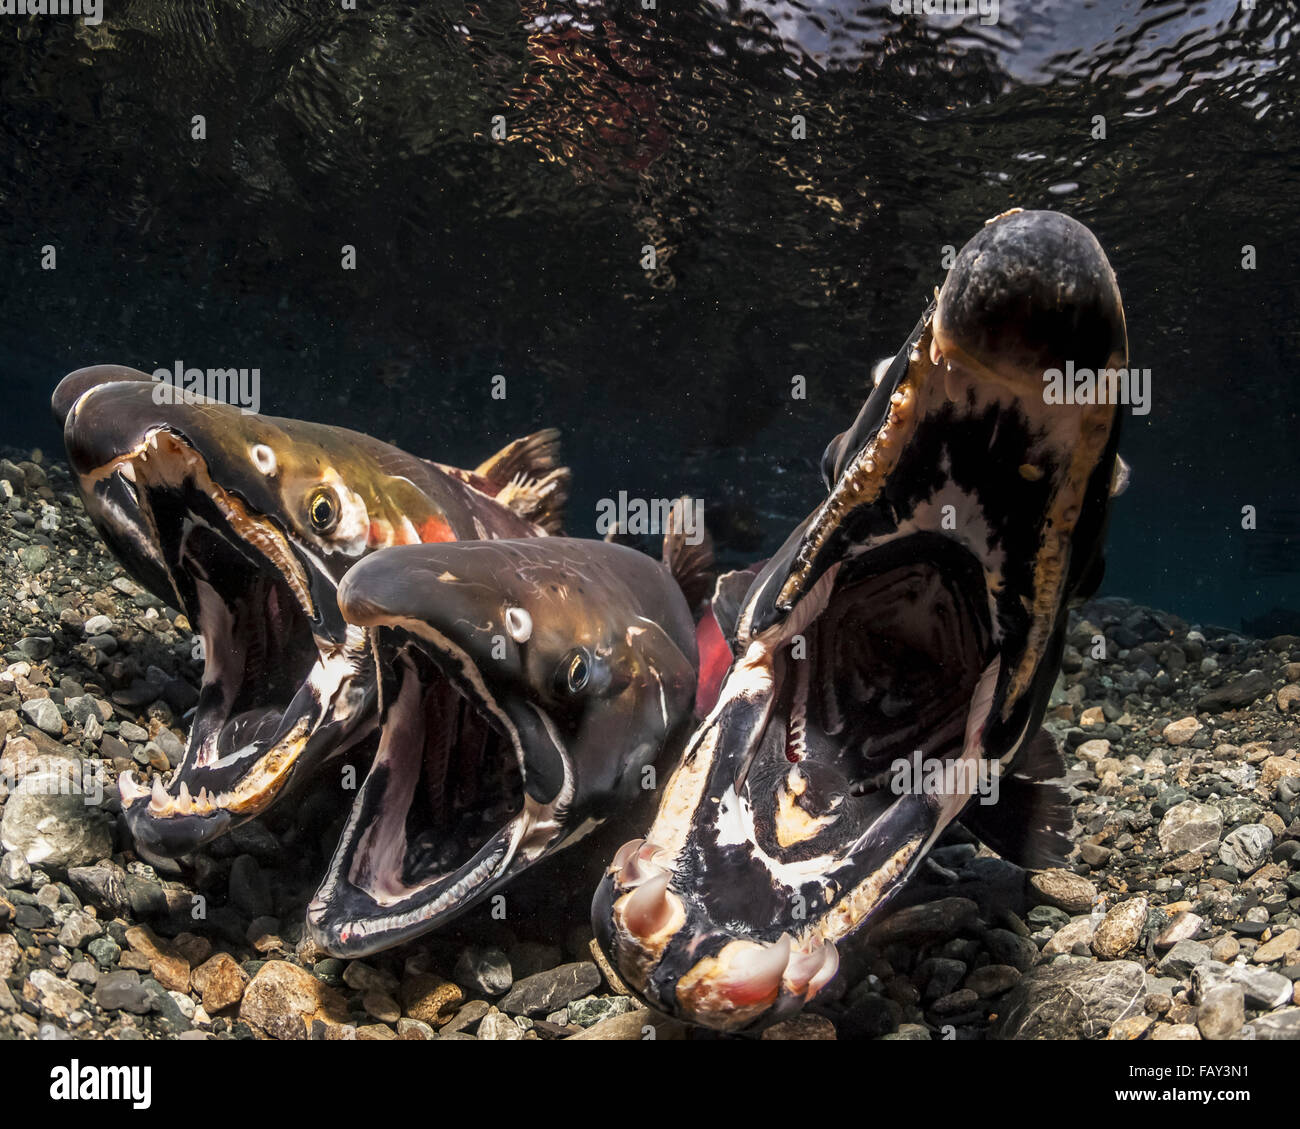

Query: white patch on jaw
<box><xmin>505</xmin><ymin>606</ymin><xmax>532</xmax><ymax>643</ymax></box>
<box><xmin>250</xmin><ymin>444</ymin><xmax>277</xmax><ymax>476</ymax></box>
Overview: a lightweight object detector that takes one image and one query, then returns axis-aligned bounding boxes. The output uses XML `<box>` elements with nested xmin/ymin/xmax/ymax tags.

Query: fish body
<box><xmin>54</xmin><ymin>367</ymin><xmax>568</xmax><ymax>856</ymax></box>
<box><xmin>307</xmin><ymin>535</ymin><xmax>699</xmax><ymax>956</ymax></box>
<box><xmin>593</xmin><ymin>209</ymin><xmax>1128</xmax><ymax>1030</ymax></box>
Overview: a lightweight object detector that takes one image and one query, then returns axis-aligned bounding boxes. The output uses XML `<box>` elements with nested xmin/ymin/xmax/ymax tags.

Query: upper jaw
<box><xmin>764</xmin><ymin>210</ymin><xmax>1127</xmax><ymax>632</ymax></box>
<box><xmin>104</xmin><ymin>430</ymin><xmax>370</xmax><ymax>855</ymax></box>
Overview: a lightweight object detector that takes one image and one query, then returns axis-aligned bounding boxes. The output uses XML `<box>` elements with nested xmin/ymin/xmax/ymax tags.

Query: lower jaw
<box><xmin>121</xmin><ymin>798</ymin><xmax>233</xmax><ymax>857</ymax></box>
<box><xmin>118</xmin><ymin>722</ymin><xmax>317</xmax><ymax>857</ymax></box>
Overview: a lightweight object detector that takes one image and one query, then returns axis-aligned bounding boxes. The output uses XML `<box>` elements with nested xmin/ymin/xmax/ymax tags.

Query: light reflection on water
<box><xmin>0</xmin><ymin>0</ymin><xmax>1296</xmax><ymax>628</ymax></box>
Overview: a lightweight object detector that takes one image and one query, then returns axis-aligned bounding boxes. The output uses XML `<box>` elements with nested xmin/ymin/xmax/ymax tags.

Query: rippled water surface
<box><xmin>1</xmin><ymin>0</ymin><xmax>1297</xmax><ymax>627</ymax></box>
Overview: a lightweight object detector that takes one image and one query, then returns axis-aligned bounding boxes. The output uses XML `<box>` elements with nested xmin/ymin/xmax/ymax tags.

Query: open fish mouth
<box><xmin>310</xmin><ymin>533</ymin><xmax>701</xmax><ymax>957</ymax></box>
<box><xmin>101</xmin><ymin>428</ymin><xmax>373</xmax><ymax>855</ymax></box>
<box><xmin>595</xmin><ymin>208</ymin><xmax>1125</xmax><ymax>1031</ymax></box>
<box><xmin>57</xmin><ymin>370</ymin><xmax>573</xmax><ymax>860</ymax></box>
<box><xmin>307</xmin><ymin>630</ymin><xmax>540</xmax><ymax>957</ymax></box>
<box><xmin>595</xmin><ymin>537</ymin><xmax>995</xmax><ymax>1030</ymax></box>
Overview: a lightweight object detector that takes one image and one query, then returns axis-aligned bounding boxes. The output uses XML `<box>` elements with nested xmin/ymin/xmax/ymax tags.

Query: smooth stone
<box><xmin>1157</xmin><ymin>940</ymin><xmax>1212</xmax><ymax>979</ymax></box>
<box><xmin>1163</xmin><ymin>717</ymin><xmax>1202</xmax><ymax>746</ymax></box>
<box><xmin>568</xmin><ymin>1008</ymin><xmax>687</xmax><ymax>1040</ymax></box>
<box><xmin>867</xmin><ymin>898</ymin><xmax>980</xmax><ymax>945</ymax></box>
<box><xmin>1092</xmin><ymin>897</ymin><xmax>1148</xmax><ymax>959</ymax></box>
<box><xmin>1158</xmin><ymin>801</ymin><xmax>1224</xmax><ymax>855</ymax></box>
<box><xmin>28</xmin><ymin>970</ymin><xmax>87</xmax><ymax>1019</ymax></box>
<box><xmin>56</xmin><ymin>910</ymin><xmax>103</xmax><ymax>950</ymax></box>
<box><xmin>1218</xmin><ymin>824</ymin><xmax>1274</xmax><ymax>875</ymax></box>
<box><xmin>1196</xmin><ymin>670</ymin><xmax>1270</xmax><ymax>712</ymax></box>
<box><xmin>760</xmin><ymin>1014</ymin><xmax>836</xmax><ymax>1040</ymax></box>
<box><xmin>452</xmin><ymin>945</ymin><xmax>513</xmax><ymax>997</ymax></box>
<box><xmin>239</xmin><ymin>961</ymin><xmax>349</xmax><ymax>1040</ymax></box>
<box><xmin>963</xmin><ymin>964</ymin><xmax>1021</xmax><ymax>998</ymax></box>
<box><xmin>477</xmin><ymin>1009</ymin><xmax>525</xmax><ymax>1041</ymax></box>
<box><xmin>1192</xmin><ymin>961</ymin><xmax>1293</xmax><ymax>1011</ymax></box>
<box><xmin>400</xmin><ymin>974</ymin><xmax>463</xmax><ymax>1025</ymax></box>
<box><xmin>1253</xmin><ymin>928</ymin><xmax>1300</xmax><ymax>964</ymax></box>
<box><xmin>1196</xmin><ymin>984</ymin><xmax>1245</xmax><ymax>1040</ymax></box>
<box><xmin>993</xmin><ymin>960</ymin><xmax>1147</xmax><ymax>1040</ymax></box>
<box><xmin>1245</xmin><ymin>1008</ymin><xmax>1300</xmax><ymax>1040</ymax></box>
<box><xmin>94</xmin><ymin>970</ymin><xmax>153</xmax><ymax>1014</ymax></box>
<box><xmin>1154</xmin><ymin>911</ymin><xmax>1204</xmax><ymax>948</ymax></box>
<box><xmin>1029</xmin><ymin>869</ymin><xmax>1097</xmax><ymax>914</ymax></box>
<box><xmin>498</xmin><ymin>962</ymin><xmax>602</xmax><ymax>1017</ymax></box>
<box><xmin>0</xmin><ymin>775</ymin><xmax>112</xmax><ymax>867</ymax></box>
<box><xmin>566</xmin><ymin>994</ymin><xmax>637</xmax><ymax>1027</ymax></box>
<box><xmin>191</xmin><ymin>953</ymin><xmax>249</xmax><ymax>1012</ymax></box>
<box><xmin>20</xmin><ymin>697</ymin><xmax>62</xmax><ymax>734</ymax></box>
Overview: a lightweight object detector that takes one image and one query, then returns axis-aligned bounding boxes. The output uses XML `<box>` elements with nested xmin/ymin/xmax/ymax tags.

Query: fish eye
<box><xmin>307</xmin><ymin>486</ymin><xmax>339</xmax><ymax>533</ymax></box>
<box><xmin>565</xmin><ymin>649</ymin><xmax>590</xmax><ymax>693</ymax></box>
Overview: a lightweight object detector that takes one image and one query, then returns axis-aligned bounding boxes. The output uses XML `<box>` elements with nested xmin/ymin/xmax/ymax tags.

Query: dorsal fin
<box><xmin>473</xmin><ymin>428</ymin><xmax>570</xmax><ymax>534</ymax></box>
<box><xmin>662</xmin><ymin>496</ymin><xmax>715</xmax><ymax>613</ymax></box>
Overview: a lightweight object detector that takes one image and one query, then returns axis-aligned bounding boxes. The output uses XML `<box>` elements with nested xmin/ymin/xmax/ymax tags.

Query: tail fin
<box><xmin>474</xmin><ymin>428</ymin><xmax>570</xmax><ymax>534</ymax></box>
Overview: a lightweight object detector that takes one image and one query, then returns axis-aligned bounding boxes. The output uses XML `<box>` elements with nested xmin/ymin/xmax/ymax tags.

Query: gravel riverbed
<box><xmin>1</xmin><ymin>449</ymin><xmax>1297</xmax><ymax>1041</ymax></box>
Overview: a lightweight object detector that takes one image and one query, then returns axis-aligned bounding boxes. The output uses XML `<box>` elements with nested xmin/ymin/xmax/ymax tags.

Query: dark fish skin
<box><xmin>306</xmin><ymin>537</ymin><xmax>699</xmax><ymax>957</ymax></box>
<box><xmin>593</xmin><ymin>210</ymin><xmax>1128</xmax><ymax>1032</ymax></box>
<box><xmin>54</xmin><ymin>367</ymin><xmax>568</xmax><ymax>857</ymax></box>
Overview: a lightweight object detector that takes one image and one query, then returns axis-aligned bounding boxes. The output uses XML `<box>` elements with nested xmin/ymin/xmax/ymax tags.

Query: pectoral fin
<box><xmin>959</xmin><ymin>729</ymin><xmax>1072</xmax><ymax>869</ymax></box>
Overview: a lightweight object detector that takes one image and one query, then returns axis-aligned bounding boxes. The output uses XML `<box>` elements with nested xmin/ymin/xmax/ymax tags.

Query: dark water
<box><xmin>1</xmin><ymin>0</ymin><xmax>1297</xmax><ymax>629</ymax></box>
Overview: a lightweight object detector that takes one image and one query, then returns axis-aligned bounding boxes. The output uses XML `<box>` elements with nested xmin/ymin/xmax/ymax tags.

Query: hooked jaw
<box><xmin>596</xmin><ymin>210</ymin><xmax>1124</xmax><ymax>1032</ymax></box>
<box><xmin>594</xmin><ymin>834</ymin><xmax>841</xmax><ymax>1032</ymax></box>
<box><xmin>308</xmin><ymin>546</ymin><xmax>563</xmax><ymax>956</ymax></box>
<box><xmin>930</xmin><ymin>207</ymin><xmax>1128</xmax><ymax>392</ymax></box>
<box><xmin>61</xmin><ymin>380</ymin><xmax>369</xmax><ymax>856</ymax></box>
<box><xmin>306</xmin><ymin>632</ymin><xmax>541</xmax><ymax>957</ymax></box>
<box><xmin>769</xmin><ymin>207</ymin><xmax>1127</xmax><ymax>628</ymax></box>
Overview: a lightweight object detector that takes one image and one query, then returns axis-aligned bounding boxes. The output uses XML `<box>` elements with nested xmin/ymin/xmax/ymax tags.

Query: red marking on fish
<box><xmin>695</xmin><ymin>606</ymin><xmax>731</xmax><ymax>717</ymax></box>
<box><xmin>418</xmin><ymin>516</ymin><xmax>454</xmax><ymax>543</ymax></box>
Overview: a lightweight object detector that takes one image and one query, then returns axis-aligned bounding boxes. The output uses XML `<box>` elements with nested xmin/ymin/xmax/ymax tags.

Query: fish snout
<box><xmin>52</xmin><ymin>364</ymin><xmax>155</xmax><ymax>427</ymax></box>
<box><xmin>933</xmin><ymin>208</ymin><xmax>1127</xmax><ymax>388</ymax></box>
<box><xmin>338</xmin><ymin>544</ymin><xmax>482</xmax><ymax>634</ymax></box>
<box><xmin>60</xmin><ymin>372</ymin><xmax>164</xmax><ymax>478</ymax></box>
<box><xmin>594</xmin><ymin>837</ymin><xmax>841</xmax><ymax>1032</ymax></box>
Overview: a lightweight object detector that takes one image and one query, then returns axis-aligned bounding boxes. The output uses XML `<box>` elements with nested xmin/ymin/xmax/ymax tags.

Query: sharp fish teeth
<box><xmin>150</xmin><ymin>775</ymin><xmax>169</xmax><ymax>812</ymax></box>
<box><xmin>806</xmin><ymin>941</ymin><xmax>840</xmax><ymax>998</ymax></box>
<box><xmin>611</xmin><ymin>839</ymin><xmax>643</xmax><ymax>873</ymax></box>
<box><xmin>710</xmin><ymin>936</ymin><xmax>792</xmax><ymax>1005</ymax></box>
<box><xmin>177</xmin><ymin>781</ymin><xmax>193</xmax><ymax>813</ymax></box>
<box><xmin>623</xmin><ymin>873</ymin><xmax>675</xmax><ymax>936</ymax></box>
